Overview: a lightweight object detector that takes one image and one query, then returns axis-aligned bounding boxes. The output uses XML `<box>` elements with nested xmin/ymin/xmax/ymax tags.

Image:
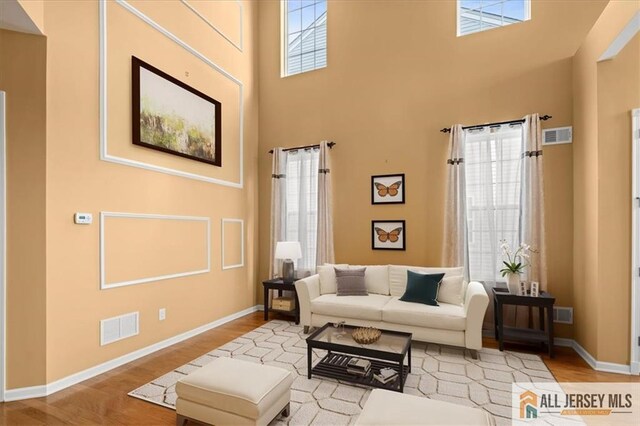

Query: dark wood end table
<box><xmin>492</xmin><ymin>287</ymin><xmax>556</xmax><ymax>357</ymax></box>
<box><xmin>262</xmin><ymin>278</ymin><xmax>300</xmax><ymax>325</ymax></box>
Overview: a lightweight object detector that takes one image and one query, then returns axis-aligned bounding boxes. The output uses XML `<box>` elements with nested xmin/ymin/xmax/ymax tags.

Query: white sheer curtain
<box><xmin>284</xmin><ymin>148</ymin><xmax>320</xmax><ymax>275</ymax></box>
<box><xmin>465</xmin><ymin>124</ymin><xmax>523</xmax><ymax>286</ymax></box>
<box><xmin>465</xmin><ymin>124</ymin><xmax>525</xmax><ymax>328</ymax></box>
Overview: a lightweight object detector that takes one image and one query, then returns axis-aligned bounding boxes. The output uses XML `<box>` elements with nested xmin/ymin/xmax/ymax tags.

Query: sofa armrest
<box><xmin>295</xmin><ymin>274</ymin><xmax>320</xmax><ymax>328</ymax></box>
<box><xmin>464</xmin><ymin>281</ymin><xmax>489</xmax><ymax>351</ymax></box>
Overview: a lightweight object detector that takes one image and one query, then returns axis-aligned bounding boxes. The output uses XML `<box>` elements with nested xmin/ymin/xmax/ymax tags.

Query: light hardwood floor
<box><xmin>1</xmin><ymin>311</ymin><xmax>638</xmax><ymax>425</ymax></box>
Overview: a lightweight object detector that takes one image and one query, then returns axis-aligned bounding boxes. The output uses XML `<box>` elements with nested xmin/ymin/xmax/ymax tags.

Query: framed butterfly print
<box><xmin>372</xmin><ymin>220</ymin><xmax>406</xmax><ymax>250</ymax></box>
<box><xmin>371</xmin><ymin>174</ymin><xmax>405</xmax><ymax>204</ymax></box>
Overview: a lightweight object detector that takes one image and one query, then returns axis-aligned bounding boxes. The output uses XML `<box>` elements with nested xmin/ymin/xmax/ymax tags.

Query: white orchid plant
<box><xmin>499</xmin><ymin>240</ymin><xmax>536</xmax><ymax>277</ymax></box>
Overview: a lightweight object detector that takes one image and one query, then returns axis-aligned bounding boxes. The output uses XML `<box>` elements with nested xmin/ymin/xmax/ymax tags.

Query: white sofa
<box><xmin>295</xmin><ymin>264</ymin><xmax>489</xmax><ymax>356</ymax></box>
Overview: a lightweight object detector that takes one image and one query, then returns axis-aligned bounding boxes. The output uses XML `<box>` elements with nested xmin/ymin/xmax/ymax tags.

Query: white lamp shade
<box><xmin>275</xmin><ymin>241</ymin><xmax>302</xmax><ymax>260</ymax></box>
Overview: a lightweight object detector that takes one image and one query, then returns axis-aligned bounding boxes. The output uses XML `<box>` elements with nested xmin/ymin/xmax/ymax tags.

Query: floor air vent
<box><xmin>553</xmin><ymin>306</ymin><xmax>573</xmax><ymax>324</ymax></box>
<box><xmin>100</xmin><ymin>311</ymin><xmax>139</xmax><ymax>345</ymax></box>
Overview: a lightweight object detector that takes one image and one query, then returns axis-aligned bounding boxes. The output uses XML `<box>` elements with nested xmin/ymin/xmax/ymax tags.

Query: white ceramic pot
<box><xmin>506</xmin><ymin>273</ymin><xmax>521</xmax><ymax>294</ymax></box>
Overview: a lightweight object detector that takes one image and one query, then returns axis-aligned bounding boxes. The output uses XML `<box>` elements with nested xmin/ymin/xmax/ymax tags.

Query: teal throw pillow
<box><xmin>399</xmin><ymin>271</ymin><xmax>444</xmax><ymax>306</ymax></box>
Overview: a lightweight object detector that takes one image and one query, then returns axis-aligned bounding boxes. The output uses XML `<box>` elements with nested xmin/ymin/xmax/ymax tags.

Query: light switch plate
<box><xmin>159</xmin><ymin>308</ymin><xmax>166</xmax><ymax>321</ymax></box>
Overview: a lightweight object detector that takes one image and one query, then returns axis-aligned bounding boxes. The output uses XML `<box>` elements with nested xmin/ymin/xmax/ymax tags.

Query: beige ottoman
<box><xmin>175</xmin><ymin>357</ymin><xmax>293</xmax><ymax>426</ymax></box>
<box><xmin>356</xmin><ymin>389</ymin><xmax>495</xmax><ymax>425</ymax></box>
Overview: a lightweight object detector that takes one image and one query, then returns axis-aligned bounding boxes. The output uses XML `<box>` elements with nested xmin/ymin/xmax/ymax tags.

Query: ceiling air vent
<box><xmin>542</xmin><ymin>126</ymin><xmax>572</xmax><ymax>146</ymax></box>
<box><xmin>553</xmin><ymin>306</ymin><xmax>573</xmax><ymax>324</ymax></box>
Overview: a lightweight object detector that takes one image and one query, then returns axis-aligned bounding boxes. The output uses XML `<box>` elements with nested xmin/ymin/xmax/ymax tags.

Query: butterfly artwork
<box><xmin>371</xmin><ymin>174</ymin><xmax>405</xmax><ymax>204</ymax></box>
<box><xmin>371</xmin><ymin>220</ymin><xmax>406</xmax><ymax>250</ymax></box>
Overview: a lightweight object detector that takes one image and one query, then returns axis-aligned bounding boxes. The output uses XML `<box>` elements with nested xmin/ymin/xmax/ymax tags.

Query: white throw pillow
<box><xmin>437</xmin><ymin>275</ymin><xmax>465</xmax><ymax>305</ymax></box>
<box><xmin>350</xmin><ymin>265</ymin><xmax>390</xmax><ymax>295</ymax></box>
<box><xmin>318</xmin><ymin>264</ymin><xmax>348</xmax><ymax>295</ymax></box>
<box><xmin>389</xmin><ymin>265</ymin><xmax>464</xmax><ymax>297</ymax></box>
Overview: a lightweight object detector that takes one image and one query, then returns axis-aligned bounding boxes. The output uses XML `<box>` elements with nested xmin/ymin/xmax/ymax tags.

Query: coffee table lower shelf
<box><xmin>310</xmin><ymin>352</ymin><xmax>410</xmax><ymax>392</ymax></box>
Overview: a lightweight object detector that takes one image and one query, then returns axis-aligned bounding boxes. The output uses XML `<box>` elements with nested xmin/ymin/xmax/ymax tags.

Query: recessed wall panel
<box><xmin>101</xmin><ymin>212</ymin><xmax>210</xmax><ymax>288</ymax></box>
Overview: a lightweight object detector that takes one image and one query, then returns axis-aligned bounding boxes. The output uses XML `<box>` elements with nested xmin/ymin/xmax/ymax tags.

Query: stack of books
<box><xmin>346</xmin><ymin>358</ymin><xmax>371</xmax><ymax>377</ymax></box>
<box><xmin>373</xmin><ymin>367</ymin><xmax>398</xmax><ymax>384</ymax></box>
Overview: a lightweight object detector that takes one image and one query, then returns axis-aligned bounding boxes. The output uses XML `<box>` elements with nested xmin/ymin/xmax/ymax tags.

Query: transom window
<box><xmin>282</xmin><ymin>0</ymin><xmax>327</xmax><ymax>77</ymax></box>
<box><xmin>458</xmin><ymin>0</ymin><xmax>530</xmax><ymax>37</ymax></box>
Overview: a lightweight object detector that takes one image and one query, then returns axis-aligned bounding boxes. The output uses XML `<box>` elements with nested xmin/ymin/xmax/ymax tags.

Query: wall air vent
<box><xmin>542</xmin><ymin>126</ymin><xmax>572</xmax><ymax>145</ymax></box>
<box><xmin>553</xmin><ymin>306</ymin><xmax>573</xmax><ymax>324</ymax></box>
<box><xmin>100</xmin><ymin>311</ymin><xmax>139</xmax><ymax>345</ymax></box>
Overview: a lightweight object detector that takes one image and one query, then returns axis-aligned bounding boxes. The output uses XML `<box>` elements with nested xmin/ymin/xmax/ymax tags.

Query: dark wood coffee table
<box><xmin>306</xmin><ymin>323</ymin><xmax>412</xmax><ymax>392</ymax></box>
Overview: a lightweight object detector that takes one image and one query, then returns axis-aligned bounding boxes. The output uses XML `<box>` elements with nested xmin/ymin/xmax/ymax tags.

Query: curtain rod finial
<box><xmin>441</xmin><ymin>128</ymin><xmax>452</xmax><ymax>133</ymax></box>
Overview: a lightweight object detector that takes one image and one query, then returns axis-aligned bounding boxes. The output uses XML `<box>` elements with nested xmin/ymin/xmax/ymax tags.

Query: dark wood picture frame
<box><xmin>371</xmin><ymin>173</ymin><xmax>405</xmax><ymax>204</ymax></box>
<box><xmin>371</xmin><ymin>220</ymin><xmax>406</xmax><ymax>251</ymax></box>
<box><xmin>131</xmin><ymin>56</ymin><xmax>222</xmax><ymax>166</ymax></box>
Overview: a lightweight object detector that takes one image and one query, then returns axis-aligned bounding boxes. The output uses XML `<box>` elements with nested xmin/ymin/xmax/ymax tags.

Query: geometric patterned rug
<box><xmin>129</xmin><ymin>320</ymin><xmax>557</xmax><ymax>425</ymax></box>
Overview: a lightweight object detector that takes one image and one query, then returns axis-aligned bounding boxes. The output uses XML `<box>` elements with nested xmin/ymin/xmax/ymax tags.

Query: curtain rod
<box><xmin>439</xmin><ymin>115</ymin><xmax>552</xmax><ymax>133</ymax></box>
<box><xmin>268</xmin><ymin>141</ymin><xmax>336</xmax><ymax>154</ymax></box>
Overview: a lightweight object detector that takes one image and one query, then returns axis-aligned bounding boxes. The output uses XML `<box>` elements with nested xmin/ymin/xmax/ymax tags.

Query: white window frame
<box><xmin>280</xmin><ymin>0</ymin><xmax>327</xmax><ymax>78</ymax></box>
<box><xmin>457</xmin><ymin>0</ymin><xmax>531</xmax><ymax>37</ymax></box>
<box><xmin>631</xmin><ymin>108</ymin><xmax>640</xmax><ymax>375</ymax></box>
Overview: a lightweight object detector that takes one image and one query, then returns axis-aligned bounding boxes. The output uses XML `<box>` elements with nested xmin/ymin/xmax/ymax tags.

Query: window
<box><xmin>282</xmin><ymin>0</ymin><xmax>327</xmax><ymax>77</ymax></box>
<box><xmin>284</xmin><ymin>149</ymin><xmax>319</xmax><ymax>272</ymax></box>
<box><xmin>465</xmin><ymin>124</ymin><xmax>523</xmax><ymax>282</ymax></box>
<box><xmin>458</xmin><ymin>0</ymin><xmax>530</xmax><ymax>37</ymax></box>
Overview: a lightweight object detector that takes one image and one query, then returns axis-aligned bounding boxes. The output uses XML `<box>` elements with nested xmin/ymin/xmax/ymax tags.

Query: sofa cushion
<box><xmin>311</xmin><ymin>294</ymin><xmax>391</xmax><ymax>321</ymax></box>
<box><xmin>399</xmin><ymin>271</ymin><xmax>444</xmax><ymax>306</ymax></box>
<box><xmin>350</xmin><ymin>265</ymin><xmax>390</xmax><ymax>295</ymax></box>
<box><xmin>335</xmin><ymin>267</ymin><xmax>368</xmax><ymax>296</ymax></box>
<box><xmin>382</xmin><ymin>297</ymin><xmax>466</xmax><ymax>331</ymax></box>
<box><xmin>355</xmin><ymin>389</ymin><xmax>495</xmax><ymax>426</ymax></box>
<box><xmin>389</xmin><ymin>265</ymin><xmax>464</xmax><ymax>297</ymax></box>
<box><xmin>438</xmin><ymin>275</ymin><xmax>465</xmax><ymax>306</ymax></box>
<box><xmin>318</xmin><ymin>264</ymin><xmax>349</xmax><ymax>295</ymax></box>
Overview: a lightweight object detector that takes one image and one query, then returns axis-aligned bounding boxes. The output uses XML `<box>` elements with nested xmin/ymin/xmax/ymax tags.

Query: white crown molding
<box><xmin>180</xmin><ymin>0</ymin><xmax>243</xmax><ymax>52</ymax></box>
<box><xmin>598</xmin><ymin>10</ymin><xmax>640</xmax><ymax>62</ymax></box>
<box><xmin>3</xmin><ymin>304</ymin><xmax>263</xmax><ymax>401</ymax></box>
<box><xmin>100</xmin><ymin>0</ymin><xmax>244</xmax><ymax>188</ymax></box>
<box><xmin>221</xmin><ymin>218</ymin><xmax>245</xmax><ymax>270</ymax></box>
<box><xmin>100</xmin><ymin>212</ymin><xmax>211</xmax><ymax>289</ymax></box>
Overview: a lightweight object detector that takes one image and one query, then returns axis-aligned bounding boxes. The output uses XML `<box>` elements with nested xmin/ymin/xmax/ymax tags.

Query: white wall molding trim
<box><xmin>99</xmin><ymin>0</ymin><xmax>244</xmax><ymax>188</ymax></box>
<box><xmin>3</xmin><ymin>304</ymin><xmax>262</xmax><ymax>402</ymax></box>
<box><xmin>180</xmin><ymin>0</ymin><xmax>243</xmax><ymax>52</ymax></box>
<box><xmin>221</xmin><ymin>218</ymin><xmax>245</xmax><ymax>270</ymax></box>
<box><xmin>100</xmin><ymin>212</ymin><xmax>211</xmax><ymax>289</ymax></box>
<box><xmin>481</xmin><ymin>331</ymin><xmax>634</xmax><ymax>375</ymax></box>
<box><xmin>598</xmin><ymin>10</ymin><xmax>640</xmax><ymax>62</ymax></box>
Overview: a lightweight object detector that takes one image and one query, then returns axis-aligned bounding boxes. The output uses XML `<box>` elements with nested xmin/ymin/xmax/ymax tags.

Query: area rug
<box><xmin>129</xmin><ymin>320</ymin><xmax>557</xmax><ymax>425</ymax></box>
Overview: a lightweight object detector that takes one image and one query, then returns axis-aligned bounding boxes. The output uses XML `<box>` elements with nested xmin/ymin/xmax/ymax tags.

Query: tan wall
<box><xmin>597</xmin><ymin>33</ymin><xmax>639</xmax><ymax>363</ymax></box>
<box><xmin>0</xmin><ymin>29</ymin><xmax>48</xmax><ymax>388</ymax></box>
<box><xmin>573</xmin><ymin>0</ymin><xmax>640</xmax><ymax>365</ymax></box>
<box><xmin>17</xmin><ymin>0</ymin><xmax>45</xmax><ymax>34</ymax></box>
<box><xmin>258</xmin><ymin>0</ymin><xmax>607</xmax><ymax>340</ymax></box>
<box><xmin>0</xmin><ymin>0</ymin><xmax>259</xmax><ymax>388</ymax></box>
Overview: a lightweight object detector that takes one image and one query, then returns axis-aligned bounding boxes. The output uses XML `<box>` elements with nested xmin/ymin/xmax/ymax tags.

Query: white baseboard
<box><xmin>4</xmin><ymin>304</ymin><xmax>263</xmax><ymax>402</ymax></box>
<box><xmin>481</xmin><ymin>330</ymin><xmax>635</xmax><ymax>376</ymax></box>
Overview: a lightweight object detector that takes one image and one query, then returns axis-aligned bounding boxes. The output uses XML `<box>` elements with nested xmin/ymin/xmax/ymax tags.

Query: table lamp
<box><xmin>275</xmin><ymin>241</ymin><xmax>302</xmax><ymax>283</ymax></box>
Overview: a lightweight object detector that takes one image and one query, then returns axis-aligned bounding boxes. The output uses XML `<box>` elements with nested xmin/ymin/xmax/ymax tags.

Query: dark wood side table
<box><xmin>262</xmin><ymin>278</ymin><xmax>300</xmax><ymax>325</ymax></box>
<box><xmin>492</xmin><ymin>287</ymin><xmax>556</xmax><ymax>358</ymax></box>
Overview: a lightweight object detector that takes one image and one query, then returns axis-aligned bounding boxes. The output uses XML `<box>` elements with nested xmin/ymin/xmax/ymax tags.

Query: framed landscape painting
<box><xmin>132</xmin><ymin>56</ymin><xmax>222</xmax><ymax>166</ymax></box>
<box><xmin>372</xmin><ymin>220</ymin><xmax>406</xmax><ymax>250</ymax></box>
<box><xmin>371</xmin><ymin>174</ymin><xmax>405</xmax><ymax>204</ymax></box>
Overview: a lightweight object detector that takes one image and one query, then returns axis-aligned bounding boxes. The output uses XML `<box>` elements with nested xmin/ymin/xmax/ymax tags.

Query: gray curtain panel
<box><xmin>269</xmin><ymin>148</ymin><xmax>286</xmax><ymax>279</ymax></box>
<box><xmin>316</xmin><ymin>140</ymin><xmax>335</xmax><ymax>267</ymax></box>
<box><xmin>442</xmin><ymin>124</ymin><xmax>469</xmax><ymax>279</ymax></box>
<box><xmin>521</xmin><ymin>113</ymin><xmax>548</xmax><ymax>291</ymax></box>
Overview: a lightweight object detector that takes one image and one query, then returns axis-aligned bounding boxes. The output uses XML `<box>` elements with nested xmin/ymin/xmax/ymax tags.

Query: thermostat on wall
<box><xmin>74</xmin><ymin>213</ymin><xmax>93</xmax><ymax>224</ymax></box>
